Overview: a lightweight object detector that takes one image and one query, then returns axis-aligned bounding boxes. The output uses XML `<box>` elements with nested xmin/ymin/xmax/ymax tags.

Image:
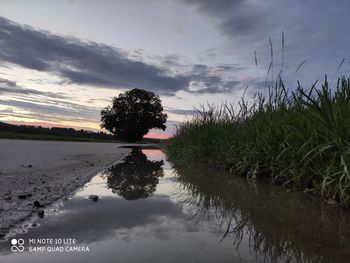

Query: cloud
<box><xmin>0</xmin><ymin>195</ymin><xmax>184</xmax><ymax>249</ymax></box>
<box><xmin>0</xmin><ymin>77</ymin><xmax>101</xmax><ymax>127</ymax></box>
<box><xmin>164</xmin><ymin>107</ymin><xmax>197</xmax><ymax>116</ymax></box>
<box><xmin>0</xmin><ymin>77</ymin><xmax>68</xmax><ymax>99</ymax></box>
<box><xmin>183</xmin><ymin>0</ymin><xmax>274</xmax><ymax>38</ymax></box>
<box><xmin>183</xmin><ymin>0</ymin><xmax>350</xmax><ymax>84</ymax></box>
<box><xmin>0</xmin><ymin>16</ymin><xmax>247</xmax><ymax>96</ymax></box>
<box><xmin>0</xmin><ymin>16</ymin><xmax>188</xmax><ymax>95</ymax></box>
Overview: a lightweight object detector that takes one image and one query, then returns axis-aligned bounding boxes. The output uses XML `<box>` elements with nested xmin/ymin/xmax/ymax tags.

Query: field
<box><xmin>0</xmin><ymin>131</ymin><xmax>115</xmax><ymax>143</ymax></box>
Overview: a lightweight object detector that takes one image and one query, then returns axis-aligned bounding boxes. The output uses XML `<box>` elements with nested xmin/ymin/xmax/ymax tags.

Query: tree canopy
<box><xmin>101</xmin><ymin>89</ymin><xmax>167</xmax><ymax>141</ymax></box>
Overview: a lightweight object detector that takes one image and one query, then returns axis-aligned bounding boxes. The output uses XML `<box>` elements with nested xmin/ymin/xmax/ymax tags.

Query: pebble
<box><xmin>38</xmin><ymin>210</ymin><xmax>45</xmax><ymax>218</ymax></box>
<box><xmin>18</xmin><ymin>194</ymin><xmax>27</xmax><ymax>200</ymax></box>
<box><xmin>89</xmin><ymin>195</ymin><xmax>99</xmax><ymax>202</ymax></box>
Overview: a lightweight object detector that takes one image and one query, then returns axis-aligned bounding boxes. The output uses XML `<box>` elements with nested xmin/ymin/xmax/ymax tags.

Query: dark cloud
<box><xmin>0</xmin><ymin>77</ymin><xmax>68</xmax><ymax>99</ymax></box>
<box><xmin>0</xmin><ymin>16</ymin><xmax>246</xmax><ymax>96</ymax></box>
<box><xmin>183</xmin><ymin>0</ymin><xmax>350</xmax><ymax>85</ymax></box>
<box><xmin>0</xmin><ymin>16</ymin><xmax>188</xmax><ymax>95</ymax></box>
<box><xmin>0</xmin><ymin>98</ymin><xmax>98</xmax><ymax>119</ymax></box>
<box><xmin>184</xmin><ymin>0</ymin><xmax>244</xmax><ymax>16</ymax></box>
<box><xmin>0</xmin><ymin>85</ymin><xmax>101</xmax><ymax>126</ymax></box>
<box><xmin>164</xmin><ymin>107</ymin><xmax>197</xmax><ymax>116</ymax></box>
<box><xmin>183</xmin><ymin>0</ymin><xmax>322</xmax><ymax>39</ymax></box>
<box><xmin>186</xmin><ymin>64</ymin><xmax>245</xmax><ymax>94</ymax></box>
<box><xmin>183</xmin><ymin>0</ymin><xmax>270</xmax><ymax>37</ymax></box>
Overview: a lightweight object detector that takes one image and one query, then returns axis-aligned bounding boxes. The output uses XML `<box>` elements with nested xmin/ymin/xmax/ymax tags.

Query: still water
<box><xmin>1</xmin><ymin>146</ymin><xmax>350</xmax><ymax>263</ymax></box>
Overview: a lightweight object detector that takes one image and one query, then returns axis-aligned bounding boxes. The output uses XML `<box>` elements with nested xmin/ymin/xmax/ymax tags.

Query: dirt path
<box><xmin>0</xmin><ymin>139</ymin><xmax>132</xmax><ymax>238</ymax></box>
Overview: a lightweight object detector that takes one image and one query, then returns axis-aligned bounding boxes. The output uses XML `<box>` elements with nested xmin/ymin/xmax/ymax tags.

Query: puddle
<box><xmin>1</xmin><ymin>147</ymin><xmax>350</xmax><ymax>262</ymax></box>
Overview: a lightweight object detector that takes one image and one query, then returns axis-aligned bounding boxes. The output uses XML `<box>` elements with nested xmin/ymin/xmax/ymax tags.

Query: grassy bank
<box><xmin>166</xmin><ymin>77</ymin><xmax>350</xmax><ymax>205</ymax></box>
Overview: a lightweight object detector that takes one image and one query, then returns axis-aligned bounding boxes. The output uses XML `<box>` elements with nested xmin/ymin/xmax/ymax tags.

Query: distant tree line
<box><xmin>0</xmin><ymin>121</ymin><xmax>114</xmax><ymax>140</ymax></box>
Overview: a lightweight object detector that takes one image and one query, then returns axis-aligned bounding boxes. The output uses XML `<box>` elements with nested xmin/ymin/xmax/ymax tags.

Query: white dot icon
<box><xmin>11</xmin><ymin>239</ymin><xmax>17</xmax><ymax>245</ymax></box>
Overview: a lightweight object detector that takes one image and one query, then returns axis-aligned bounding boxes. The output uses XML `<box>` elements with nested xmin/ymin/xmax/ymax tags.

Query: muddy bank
<box><xmin>0</xmin><ymin>139</ymin><xmax>132</xmax><ymax>238</ymax></box>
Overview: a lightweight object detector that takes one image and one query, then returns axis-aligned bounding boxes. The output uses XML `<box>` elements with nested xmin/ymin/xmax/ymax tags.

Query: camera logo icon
<box><xmin>11</xmin><ymin>238</ymin><xmax>25</xmax><ymax>252</ymax></box>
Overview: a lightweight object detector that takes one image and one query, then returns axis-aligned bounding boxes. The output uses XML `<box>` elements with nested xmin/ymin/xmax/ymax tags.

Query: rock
<box><xmin>33</xmin><ymin>201</ymin><xmax>41</xmax><ymax>208</ymax></box>
<box><xmin>32</xmin><ymin>223</ymin><xmax>39</xmax><ymax>227</ymax></box>
<box><xmin>18</xmin><ymin>194</ymin><xmax>27</xmax><ymax>200</ymax></box>
<box><xmin>90</xmin><ymin>163</ymin><xmax>94</xmax><ymax>166</ymax></box>
<box><xmin>0</xmin><ymin>227</ymin><xmax>9</xmax><ymax>236</ymax></box>
<box><xmin>38</xmin><ymin>210</ymin><xmax>45</xmax><ymax>218</ymax></box>
<box><xmin>28</xmin><ymin>164</ymin><xmax>33</xmax><ymax>168</ymax></box>
<box><xmin>89</xmin><ymin>195</ymin><xmax>99</xmax><ymax>202</ymax></box>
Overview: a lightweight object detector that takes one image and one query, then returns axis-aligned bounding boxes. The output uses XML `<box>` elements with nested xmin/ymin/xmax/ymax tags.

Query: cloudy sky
<box><xmin>0</xmin><ymin>0</ymin><xmax>349</xmax><ymax>138</ymax></box>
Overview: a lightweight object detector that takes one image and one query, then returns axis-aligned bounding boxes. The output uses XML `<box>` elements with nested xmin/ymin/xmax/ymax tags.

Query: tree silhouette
<box><xmin>106</xmin><ymin>148</ymin><xmax>164</xmax><ymax>200</ymax></box>
<box><xmin>100</xmin><ymin>89</ymin><xmax>167</xmax><ymax>141</ymax></box>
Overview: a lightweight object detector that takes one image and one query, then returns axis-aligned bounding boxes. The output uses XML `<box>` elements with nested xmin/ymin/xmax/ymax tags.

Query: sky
<box><xmin>0</xmin><ymin>0</ymin><xmax>349</xmax><ymax>138</ymax></box>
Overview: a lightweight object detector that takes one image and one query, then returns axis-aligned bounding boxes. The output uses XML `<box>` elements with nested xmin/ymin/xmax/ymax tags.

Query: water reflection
<box><xmin>1</xmin><ymin>148</ymin><xmax>350</xmax><ymax>263</ymax></box>
<box><xmin>0</xmin><ymin>196</ymin><xmax>183</xmax><ymax>256</ymax></box>
<box><xmin>173</xmin><ymin>163</ymin><xmax>350</xmax><ymax>263</ymax></box>
<box><xmin>106</xmin><ymin>148</ymin><xmax>164</xmax><ymax>200</ymax></box>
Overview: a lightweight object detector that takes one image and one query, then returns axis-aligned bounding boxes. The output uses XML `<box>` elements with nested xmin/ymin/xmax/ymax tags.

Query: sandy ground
<box><xmin>0</xmin><ymin>139</ymin><xmax>132</xmax><ymax>238</ymax></box>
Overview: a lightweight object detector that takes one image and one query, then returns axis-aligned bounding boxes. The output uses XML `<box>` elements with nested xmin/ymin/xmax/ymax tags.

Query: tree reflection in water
<box><xmin>106</xmin><ymin>148</ymin><xmax>164</xmax><ymax>200</ymax></box>
<box><xmin>173</xmin><ymin>163</ymin><xmax>350</xmax><ymax>263</ymax></box>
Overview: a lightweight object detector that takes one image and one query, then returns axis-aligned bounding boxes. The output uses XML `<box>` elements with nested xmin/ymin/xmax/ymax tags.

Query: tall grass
<box><xmin>166</xmin><ymin>76</ymin><xmax>350</xmax><ymax>205</ymax></box>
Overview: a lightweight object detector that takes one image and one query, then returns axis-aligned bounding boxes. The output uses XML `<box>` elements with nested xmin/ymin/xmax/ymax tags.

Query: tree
<box><xmin>106</xmin><ymin>148</ymin><xmax>164</xmax><ymax>200</ymax></box>
<box><xmin>100</xmin><ymin>89</ymin><xmax>167</xmax><ymax>141</ymax></box>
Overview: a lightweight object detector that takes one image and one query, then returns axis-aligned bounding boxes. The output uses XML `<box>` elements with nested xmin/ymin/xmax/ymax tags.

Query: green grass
<box><xmin>0</xmin><ymin>131</ymin><xmax>116</xmax><ymax>143</ymax></box>
<box><xmin>0</xmin><ymin>131</ymin><xmax>161</xmax><ymax>144</ymax></box>
<box><xmin>166</xmin><ymin>76</ymin><xmax>350</xmax><ymax>206</ymax></box>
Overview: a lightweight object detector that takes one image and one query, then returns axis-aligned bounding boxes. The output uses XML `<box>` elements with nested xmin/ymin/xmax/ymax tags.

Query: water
<box><xmin>0</xmin><ymin>146</ymin><xmax>350</xmax><ymax>263</ymax></box>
